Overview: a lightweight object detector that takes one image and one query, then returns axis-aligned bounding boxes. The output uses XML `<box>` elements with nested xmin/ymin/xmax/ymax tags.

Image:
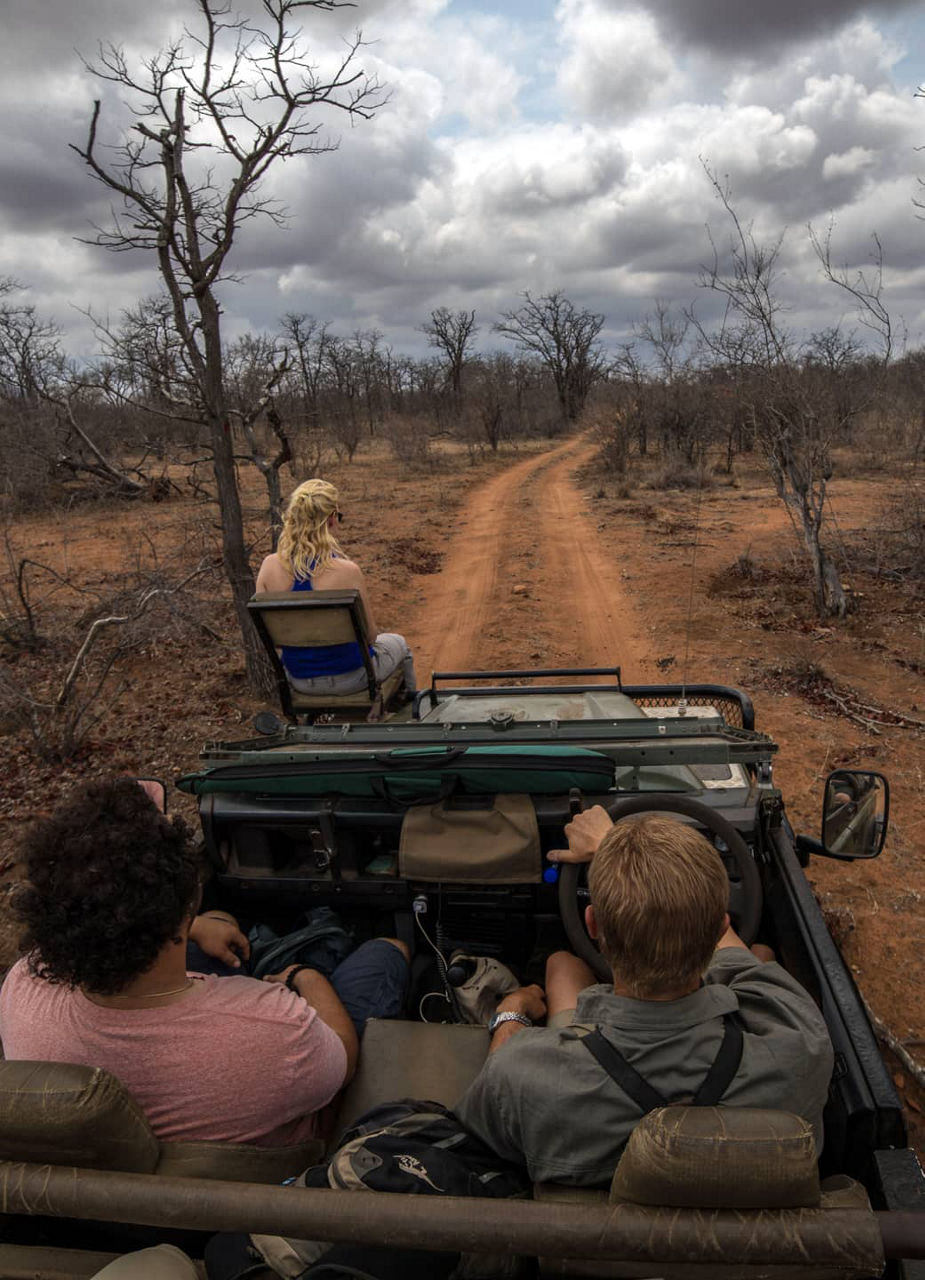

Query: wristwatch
<box><xmin>487</xmin><ymin>1009</ymin><xmax>532</xmax><ymax>1034</ymax></box>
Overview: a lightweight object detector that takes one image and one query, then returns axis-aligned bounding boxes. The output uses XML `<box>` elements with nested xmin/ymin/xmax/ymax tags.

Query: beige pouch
<box><xmin>451</xmin><ymin>952</ymin><xmax>522</xmax><ymax>1025</ymax></box>
<box><xmin>399</xmin><ymin>794</ymin><xmax>541</xmax><ymax>884</ymax></box>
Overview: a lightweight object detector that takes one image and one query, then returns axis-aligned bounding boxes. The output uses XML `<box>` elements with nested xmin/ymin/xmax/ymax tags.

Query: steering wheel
<box><xmin>557</xmin><ymin>795</ymin><xmax>762</xmax><ymax>983</ymax></box>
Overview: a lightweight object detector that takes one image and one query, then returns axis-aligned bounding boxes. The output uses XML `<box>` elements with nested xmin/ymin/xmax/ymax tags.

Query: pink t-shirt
<box><xmin>0</xmin><ymin>959</ymin><xmax>347</xmax><ymax>1146</ymax></box>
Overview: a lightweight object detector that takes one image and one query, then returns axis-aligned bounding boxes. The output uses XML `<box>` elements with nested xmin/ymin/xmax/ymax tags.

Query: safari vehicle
<box><xmin>0</xmin><ymin>665</ymin><xmax>923</xmax><ymax>1279</ymax></box>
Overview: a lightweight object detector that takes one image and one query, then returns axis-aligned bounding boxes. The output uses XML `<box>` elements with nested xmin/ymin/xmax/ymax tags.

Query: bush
<box><xmin>384</xmin><ymin>416</ymin><xmax>434</xmax><ymax>469</ymax></box>
<box><xmin>646</xmin><ymin>462</ymin><xmax>713</xmax><ymax>491</ymax></box>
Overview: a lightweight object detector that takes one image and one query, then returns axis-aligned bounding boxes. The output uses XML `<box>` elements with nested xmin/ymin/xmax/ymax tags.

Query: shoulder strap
<box><xmin>690</xmin><ymin>1012</ymin><xmax>744</xmax><ymax>1106</ymax></box>
<box><xmin>580</xmin><ymin>1030</ymin><xmax>668</xmax><ymax>1114</ymax></box>
<box><xmin>580</xmin><ymin>1011</ymin><xmax>744</xmax><ymax>1115</ymax></box>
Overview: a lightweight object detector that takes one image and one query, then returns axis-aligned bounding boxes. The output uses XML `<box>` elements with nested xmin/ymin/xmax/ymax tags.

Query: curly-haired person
<box><xmin>0</xmin><ymin>778</ymin><xmax>408</xmax><ymax>1147</ymax></box>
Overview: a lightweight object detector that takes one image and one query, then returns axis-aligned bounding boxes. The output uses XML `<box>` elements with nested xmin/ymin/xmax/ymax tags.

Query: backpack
<box><xmin>247</xmin><ymin>907</ymin><xmax>353</xmax><ymax>980</ymax></box>
<box><xmin>204</xmin><ymin>1100</ymin><xmax>529</xmax><ymax>1280</ymax></box>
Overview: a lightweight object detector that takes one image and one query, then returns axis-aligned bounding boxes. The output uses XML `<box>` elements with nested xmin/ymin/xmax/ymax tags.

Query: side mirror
<box><xmin>819</xmin><ymin>769</ymin><xmax>889</xmax><ymax>860</ymax></box>
<box><xmin>136</xmin><ymin>778</ymin><xmax>167</xmax><ymax>813</ymax></box>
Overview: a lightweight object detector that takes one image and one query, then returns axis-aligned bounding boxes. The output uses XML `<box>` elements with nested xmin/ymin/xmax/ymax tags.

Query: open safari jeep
<box><xmin>0</xmin><ymin>668</ymin><xmax>923</xmax><ymax>1278</ymax></box>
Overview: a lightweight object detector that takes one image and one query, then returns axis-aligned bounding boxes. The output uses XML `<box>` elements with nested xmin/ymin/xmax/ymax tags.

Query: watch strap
<box><xmin>488</xmin><ymin>1009</ymin><xmax>532</xmax><ymax>1034</ymax></box>
<box><xmin>285</xmin><ymin>965</ymin><xmax>315</xmax><ymax>992</ymax></box>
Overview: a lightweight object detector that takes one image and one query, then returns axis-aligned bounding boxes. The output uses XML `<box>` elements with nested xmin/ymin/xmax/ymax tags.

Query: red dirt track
<box><xmin>411</xmin><ymin>437</ymin><xmax>646</xmax><ymax>678</ymax></box>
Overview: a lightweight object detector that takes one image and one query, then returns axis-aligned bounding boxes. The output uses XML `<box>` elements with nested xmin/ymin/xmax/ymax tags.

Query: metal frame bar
<box><xmin>0</xmin><ymin>1162</ymin><xmax>918</xmax><ymax>1265</ymax></box>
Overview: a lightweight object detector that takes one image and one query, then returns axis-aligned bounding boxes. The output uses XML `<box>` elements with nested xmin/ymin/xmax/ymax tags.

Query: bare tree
<box><xmin>323</xmin><ymin>334</ymin><xmax>363</xmax><ymax>460</ymax></box>
<box><xmin>280</xmin><ymin>313</ymin><xmax>330</xmax><ymax>435</ymax></box>
<box><xmin>699</xmin><ymin>167</ymin><xmax>848</xmax><ymax>618</ymax></box>
<box><xmin>71</xmin><ymin>0</ymin><xmax>385</xmax><ymax>690</ymax></box>
<box><xmin>495</xmin><ymin>291</ymin><xmax>605</xmax><ymax>426</ymax></box>
<box><xmin>634</xmin><ymin>301</ymin><xmax>711</xmax><ymax>462</ymax></box>
<box><xmin>0</xmin><ymin>283</ymin><xmax>151</xmax><ymax>501</ymax></box>
<box><xmin>225</xmin><ymin>333</ymin><xmax>294</xmax><ymax>544</ymax></box>
<box><xmin>420</xmin><ymin>307</ymin><xmax>478</xmax><ymax>406</ymax></box>
<box><xmin>809</xmin><ymin>224</ymin><xmax>894</xmax><ymax>366</ymax></box>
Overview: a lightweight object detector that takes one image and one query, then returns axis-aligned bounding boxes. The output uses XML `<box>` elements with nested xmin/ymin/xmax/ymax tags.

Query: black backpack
<box><xmin>205</xmin><ymin>1099</ymin><xmax>529</xmax><ymax>1280</ymax></box>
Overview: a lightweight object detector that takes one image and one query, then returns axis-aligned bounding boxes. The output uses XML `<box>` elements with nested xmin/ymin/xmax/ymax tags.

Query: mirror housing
<box><xmin>817</xmin><ymin>769</ymin><xmax>889</xmax><ymax>860</ymax></box>
<box><xmin>136</xmin><ymin>777</ymin><xmax>167</xmax><ymax>813</ymax></box>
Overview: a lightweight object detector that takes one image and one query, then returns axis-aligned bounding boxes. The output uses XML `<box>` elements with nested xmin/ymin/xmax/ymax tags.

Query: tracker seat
<box><xmin>248</xmin><ymin>589</ymin><xmax>405</xmax><ymax>723</ymax></box>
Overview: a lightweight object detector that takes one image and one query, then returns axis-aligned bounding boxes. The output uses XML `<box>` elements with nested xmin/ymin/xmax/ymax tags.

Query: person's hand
<box><xmin>189</xmin><ymin>913</ymin><xmax>250</xmax><ymax>969</ymax></box>
<box><xmin>263</xmin><ymin>964</ymin><xmax>300</xmax><ymax>986</ymax></box>
<box><xmin>547</xmin><ymin>805</ymin><xmax>614</xmax><ymax>863</ymax></box>
<box><xmin>496</xmin><ymin>984</ymin><xmax>547</xmax><ymax>1022</ymax></box>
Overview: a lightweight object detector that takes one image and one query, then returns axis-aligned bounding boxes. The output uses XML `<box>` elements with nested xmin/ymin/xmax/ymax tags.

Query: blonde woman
<box><xmin>256</xmin><ymin>479</ymin><xmax>416</xmax><ymax>696</ymax></box>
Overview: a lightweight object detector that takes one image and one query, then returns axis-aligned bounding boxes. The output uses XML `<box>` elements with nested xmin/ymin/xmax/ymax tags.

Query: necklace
<box><xmin>103</xmin><ymin>979</ymin><xmax>195</xmax><ymax>1001</ymax></box>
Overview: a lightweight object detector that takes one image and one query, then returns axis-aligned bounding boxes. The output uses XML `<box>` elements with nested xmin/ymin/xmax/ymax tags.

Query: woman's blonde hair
<box><xmin>588</xmin><ymin>815</ymin><xmax>728</xmax><ymax>997</ymax></box>
<box><xmin>277</xmin><ymin>479</ymin><xmax>343</xmax><ymax>581</ymax></box>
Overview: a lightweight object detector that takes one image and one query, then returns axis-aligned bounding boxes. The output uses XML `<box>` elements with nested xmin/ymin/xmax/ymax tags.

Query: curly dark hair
<box><xmin>14</xmin><ymin>777</ymin><xmax>202</xmax><ymax>995</ymax></box>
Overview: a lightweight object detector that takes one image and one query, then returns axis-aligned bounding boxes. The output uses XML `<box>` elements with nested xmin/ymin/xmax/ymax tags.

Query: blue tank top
<box><xmin>280</xmin><ymin>564</ymin><xmax>370</xmax><ymax>679</ymax></box>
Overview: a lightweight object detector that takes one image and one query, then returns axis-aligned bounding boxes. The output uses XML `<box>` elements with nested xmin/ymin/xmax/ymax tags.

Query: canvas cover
<box><xmin>177</xmin><ymin>745</ymin><xmax>615</xmax><ymax>802</ymax></box>
<box><xmin>399</xmin><ymin>794</ymin><xmax>541</xmax><ymax>883</ymax></box>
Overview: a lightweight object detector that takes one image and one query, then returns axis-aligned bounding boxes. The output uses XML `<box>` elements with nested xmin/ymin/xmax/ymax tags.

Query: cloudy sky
<box><xmin>1</xmin><ymin>0</ymin><xmax>924</xmax><ymax>360</ymax></box>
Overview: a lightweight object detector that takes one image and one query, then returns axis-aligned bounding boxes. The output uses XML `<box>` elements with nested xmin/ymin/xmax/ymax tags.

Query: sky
<box><xmin>1</xmin><ymin>0</ymin><xmax>924</xmax><ymax>361</ymax></box>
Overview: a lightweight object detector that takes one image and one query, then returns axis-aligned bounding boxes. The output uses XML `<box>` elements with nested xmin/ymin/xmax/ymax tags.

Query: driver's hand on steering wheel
<box><xmin>548</xmin><ymin>805</ymin><xmax>614</xmax><ymax>863</ymax></box>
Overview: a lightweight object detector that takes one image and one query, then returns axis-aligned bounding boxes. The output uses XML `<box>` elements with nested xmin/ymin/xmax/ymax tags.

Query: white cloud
<box><xmin>555</xmin><ymin>0</ymin><xmax>677</xmax><ymax>118</ymax></box>
<box><xmin>0</xmin><ymin>0</ymin><xmax>923</xmax><ymax>357</ymax></box>
<box><xmin>822</xmin><ymin>146</ymin><xmax>876</xmax><ymax>180</ymax></box>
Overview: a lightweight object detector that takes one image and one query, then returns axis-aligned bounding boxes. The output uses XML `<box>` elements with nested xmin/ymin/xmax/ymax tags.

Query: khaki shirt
<box><xmin>454</xmin><ymin>948</ymin><xmax>834</xmax><ymax>1186</ymax></box>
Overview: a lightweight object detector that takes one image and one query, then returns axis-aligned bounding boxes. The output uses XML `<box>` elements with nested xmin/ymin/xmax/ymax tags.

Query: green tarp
<box><xmin>176</xmin><ymin>745</ymin><xmax>615</xmax><ymax>802</ymax></box>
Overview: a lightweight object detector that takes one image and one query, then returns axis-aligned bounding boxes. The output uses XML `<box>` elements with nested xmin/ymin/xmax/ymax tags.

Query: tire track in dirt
<box><xmin>409</xmin><ymin>438</ymin><xmax>647</xmax><ymax>681</ymax></box>
<box><xmin>536</xmin><ymin>441</ymin><xmax>646</xmax><ymax>679</ymax></box>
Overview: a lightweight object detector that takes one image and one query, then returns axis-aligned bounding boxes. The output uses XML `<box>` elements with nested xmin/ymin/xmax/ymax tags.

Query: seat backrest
<box><xmin>0</xmin><ymin>1060</ymin><xmax>322</xmax><ymax>1184</ymax></box>
<box><xmin>537</xmin><ymin>1109</ymin><xmax>879</xmax><ymax>1279</ymax></box>
<box><xmin>249</xmin><ymin>589</ymin><xmax>371</xmax><ymax>650</ymax></box>
<box><xmin>0</xmin><ymin>1060</ymin><xmax>160</xmax><ymax>1173</ymax></box>
<box><xmin>249</xmin><ymin>589</ymin><xmax>379</xmax><ymax>718</ymax></box>
<box><xmin>610</xmin><ymin>1105</ymin><xmax>821</xmax><ymax>1209</ymax></box>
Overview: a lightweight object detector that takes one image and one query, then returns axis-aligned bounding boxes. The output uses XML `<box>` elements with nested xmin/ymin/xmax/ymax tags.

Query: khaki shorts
<box><xmin>549</xmin><ymin>1008</ymin><xmax>577</xmax><ymax>1031</ymax></box>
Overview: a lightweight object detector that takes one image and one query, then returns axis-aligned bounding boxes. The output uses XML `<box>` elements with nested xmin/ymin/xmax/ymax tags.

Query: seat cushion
<box><xmin>290</xmin><ymin>668</ymin><xmax>403</xmax><ymax>709</ymax></box>
<box><xmin>610</xmin><ymin>1106</ymin><xmax>820</xmax><ymax>1210</ymax></box>
<box><xmin>0</xmin><ymin>1060</ymin><xmax>159</xmax><ymax>1174</ymax></box>
<box><xmin>333</xmin><ymin>1019</ymin><xmax>490</xmax><ymax>1141</ymax></box>
<box><xmin>156</xmin><ymin>1137</ymin><xmax>325</xmax><ymax>1183</ymax></box>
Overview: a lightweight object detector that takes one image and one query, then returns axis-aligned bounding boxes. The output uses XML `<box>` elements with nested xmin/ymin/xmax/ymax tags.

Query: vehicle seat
<box><xmin>0</xmin><ymin>1060</ymin><xmax>324</xmax><ymax>1183</ymax></box>
<box><xmin>248</xmin><ymin>589</ymin><xmax>405</xmax><ymax>722</ymax></box>
<box><xmin>536</xmin><ymin>1106</ymin><xmax>884</xmax><ymax>1279</ymax></box>
<box><xmin>333</xmin><ymin>1018</ymin><xmax>491</xmax><ymax>1141</ymax></box>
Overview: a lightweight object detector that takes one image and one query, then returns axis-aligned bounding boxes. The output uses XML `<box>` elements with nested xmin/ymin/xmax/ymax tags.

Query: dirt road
<box><xmin>409</xmin><ymin>438</ymin><xmax>648</xmax><ymax>680</ymax></box>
